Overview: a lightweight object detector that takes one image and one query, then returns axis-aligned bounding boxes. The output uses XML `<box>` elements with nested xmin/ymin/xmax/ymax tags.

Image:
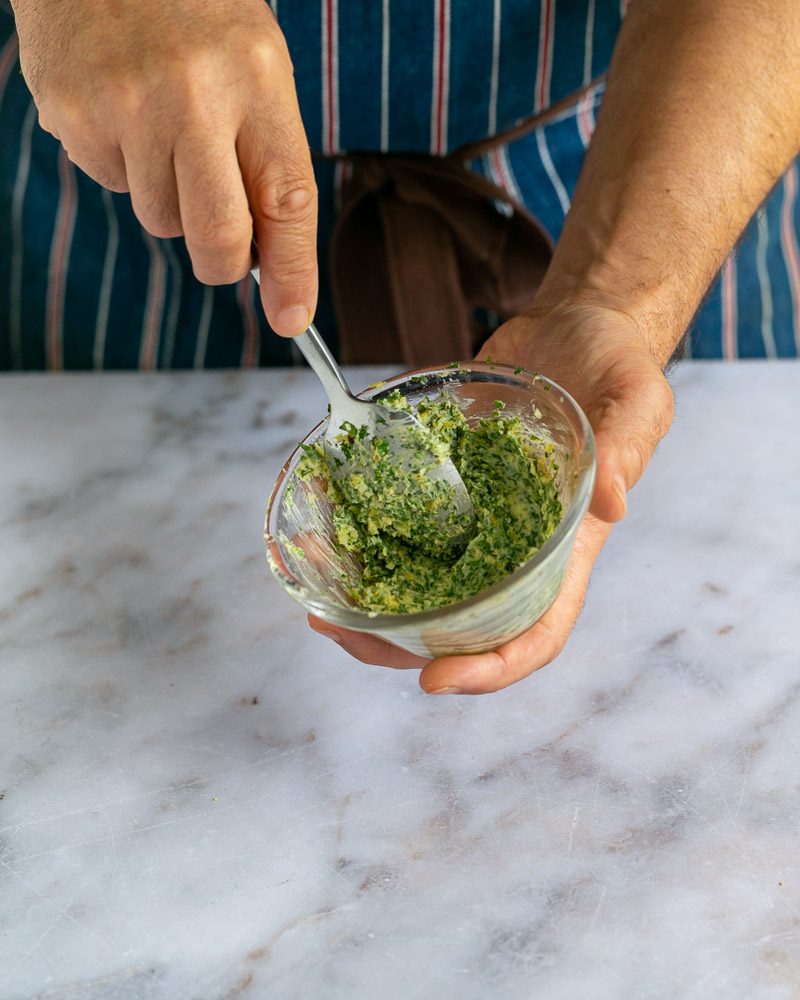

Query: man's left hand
<box><xmin>309</xmin><ymin>302</ymin><xmax>675</xmax><ymax>694</ymax></box>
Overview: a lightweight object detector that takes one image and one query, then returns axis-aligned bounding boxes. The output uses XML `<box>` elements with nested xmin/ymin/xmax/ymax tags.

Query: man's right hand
<box><xmin>11</xmin><ymin>0</ymin><xmax>317</xmax><ymax>336</ymax></box>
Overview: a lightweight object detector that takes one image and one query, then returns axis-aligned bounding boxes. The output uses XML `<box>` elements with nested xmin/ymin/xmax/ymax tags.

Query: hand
<box><xmin>309</xmin><ymin>302</ymin><xmax>675</xmax><ymax>693</ymax></box>
<box><xmin>12</xmin><ymin>0</ymin><xmax>317</xmax><ymax>335</ymax></box>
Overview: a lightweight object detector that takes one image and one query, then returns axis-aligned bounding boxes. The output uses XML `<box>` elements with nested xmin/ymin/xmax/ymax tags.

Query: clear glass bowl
<box><xmin>265</xmin><ymin>362</ymin><xmax>596</xmax><ymax>658</ymax></box>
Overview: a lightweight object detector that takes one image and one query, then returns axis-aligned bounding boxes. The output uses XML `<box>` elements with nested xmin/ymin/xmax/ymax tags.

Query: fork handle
<box><xmin>250</xmin><ymin>266</ymin><xmax>354</xmax><ymax>408</ymax></box>
<box><xmin>293</xmin><ymin>326</ymin><xmax>355</xmax><ymax>408</ymax></box>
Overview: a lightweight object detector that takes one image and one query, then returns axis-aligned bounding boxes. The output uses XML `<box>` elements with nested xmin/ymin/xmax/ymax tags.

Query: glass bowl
<box><xmin>265</xmin><ymin>362</ymin><xmax>595</xmax><ymax>658</ymax></box>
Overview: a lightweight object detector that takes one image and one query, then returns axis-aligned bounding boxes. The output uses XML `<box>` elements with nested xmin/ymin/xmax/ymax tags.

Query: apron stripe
<box><xmin>160</xmin><ymin>239</ymin><xmax>183</xmax><ymax>369</ymax></box>
<box><xmin>46</xmin><ymin>149</ymin><xmax>78</xmax><ymax>371</ymax></box>
<box><xmin>755</xmin><ymin>206</ymin><xmax>777</xmax><ymax>358</ymax></box>
<box><xmin>488</xmin><ymin>0</ymin><xmax>502</xmax><ymax>135</ymax></box>
<box><xmin>0</xmin><ymin>32</ymin><xmax>18</xmax><ymax>104</ymax></box>
<box><xmin>500</xmin><ymin>146</ymin><xmax>524</xmax><ymax>204</ymax></box>
<box><xmin>193</xmin><ymin>285</ymin><xmax>214</xmax><ymax>369</ymax></box>
<box><xmin>93</xmin><ymin>188</ymin><xmax>120</xmax><ymax>369</ymax></box>
<box><xmin>583</xmin><ymin>0</ymin><xmax>595</xmax><ymax>85</ymax></box>
<box><xmin>577</xmin><ymin>0</ymin><xmax>596</xmax><ymax>145</ymax></box>
<box><xmin>139</xmin><ymin>231</ymin><xmax>167</xmax><ymax>370</ymax></box>
<box><xmin>9</xmin><ymin>103</ymin><xmax>37</xmax><ymax>370</ymax></box>
<box><xmin>322</xmin><ymin>0</ymin><xmax>340</xmax><ymax>154</ymax></box>
<box><xmin>333</xmin><ymin>158</ymin><xmax>353</xmax><ymax>214</ymax></box>
<box><xmin>720</xmin><ymin>253</ymin><xmax>738</xmax><ymax>360</ymax></box>
<box><xmin>534</xmin><ymin>0</ymin><xmax>555</xmax><ymax>113</ymax></box>
<box><xmin>536</xmin><ymin>126</ymin><xmax>570</xmax><ymax>216</ymax></box>
<box><xmin>431</xmin><ymin>0</ymin><xmax>451</xmax><ymax>155</ymax></box>
<box><xmin>441</xmin><ymin>0</ymin><xmax>451</xmax><ymax>154</ymax></box>
<box><xmin>488</xmin><ymin>146</ymin><xmax>523</xmax><ymax>206</ymax></box>
<box><xmin>238</xmin><ymin>279</ymin><xmax>261</xmax><ymax>367</ymax></box>
<box><xmin>380</xmin><ymin>0</ymin><xmax>390</xmax><ymax>151</ymax></box>
<box><xmin>779</xmin><ymin>161</ymin><xmax>800</xmax><ymax>355</ymax></box>
<box><xmin>331</xmin><ymin>0</ymin><xmax>340</xmax><ymax>154</ymax></box>
<box><xmin>576</xmin><ymin>91</ymin><xmax>594</xmax><ymax>148</ymax></box>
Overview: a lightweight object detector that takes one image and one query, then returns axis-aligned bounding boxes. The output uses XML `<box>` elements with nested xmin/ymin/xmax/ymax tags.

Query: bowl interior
<box><xmin>265</xmin><ymin>363</ymin><xmax>594</xmax><ymax>625</ymax></box>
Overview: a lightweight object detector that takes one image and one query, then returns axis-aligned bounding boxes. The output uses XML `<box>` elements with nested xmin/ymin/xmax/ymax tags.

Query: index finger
<box><xmin>307</xmin><ymin>614</ymin><xmax>428</xmax><ymax>670</ymax></box>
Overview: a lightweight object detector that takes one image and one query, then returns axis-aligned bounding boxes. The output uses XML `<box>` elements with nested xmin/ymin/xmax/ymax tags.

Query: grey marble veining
<box><xmin>1</xmin><ymin>362</ymin><xmax>799</xmax><ymax>1000</ymax></box>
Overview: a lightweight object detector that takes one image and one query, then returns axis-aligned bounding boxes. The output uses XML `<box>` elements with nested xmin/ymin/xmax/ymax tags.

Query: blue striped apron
<box><xmin>1</xmin><ymin>0</ymin><xmax>798</xmax><ymax>369</ymax></box>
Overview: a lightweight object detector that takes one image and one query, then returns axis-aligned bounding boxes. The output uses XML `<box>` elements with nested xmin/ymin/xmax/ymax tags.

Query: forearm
<box><xmin>535</xmin><ymin>0</ymin><xmax>800</xmax><ymax>366</ymax></box>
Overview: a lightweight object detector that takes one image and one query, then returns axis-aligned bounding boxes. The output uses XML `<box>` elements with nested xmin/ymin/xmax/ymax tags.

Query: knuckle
<box><xmin>37</xmin><ymin>96</ymin><xmax>83</xmax><ymax>141</ymax></box>
<box><xmin>265</xmin><ymin>246</ymin><xmax>317</xmax><ymax>287</ymax></box>
<box><xmin>193</xmin><ymin>260</ymin><xmax>250</xmax><ymax>286</ymax></box>
<box><xmin>58</xmin><ymin>136</ymin><xmax>128</xmax><ymax>193</ymax></box>
<box><xmin>627</xmin><ymin>437</ymin><xmax>650</xmax><ymax>485</ymax></box>
<box><xmin>248</xmin><ymin>31</ymin><xmax>294</xmax><ymax>80</ymax></box>
<box><xmin>535</xmin><ymin>619</ymin><xmax>568</xmax><ymax>666</ymax></box>
<box><xmin>162</xmin><ymin>68</ymin><xmax>211</xmax><ymax>125</ymax></box>
<box><xmin>36</xmin><ymin>104</ymin><xmax>59</xmax><ymax>138</ymax></box>
<box><xmin>255</xmin><ymin>175</ymin><xmax>317</xmax><ymax>224</ymax></box>
<box><xmin>137</xmin><ymin>217</ymin><xmax>180</xmax><ymax>239</ymax></box>
<box><xmin>637</xmin><ymin>372</ymin><xmax>675</xmax><ymax>455</ymax></box>
<box><xmin>145</xmin><ymin>218</ymin><xmax>184</xmax><ymax>240</ymax></box>
<box><xmin>184</xmin><ymin>218</ymin><xmax>251</xmax><ymax>285</ymax></box>
<box><xmin>75</xmin><ymin>159</ymin><xmax>127</xmax><ymax>194</ymax></box>
<box><xmin>185</xmin><ymin>215</ymin><xmax>251</xmax><ymax>257</ymax></box>
<box><xmin>132</xmin><ymin>191</ymin><xmax>183</xmax><ymax>238</ymax></box>
<box><xmin>105</xmin><ymin>177</ymin><xmax>131</xmax><ymax>195</ymax></box>
<box><xmin>114</xmin><ymin>80</ymin><xmax>151</xmax><ymax>131</ymax></box>
<box><xmin>652</xmin><ymin>374</ymin><xmax>676</xmax><ymax>434</ymax></box>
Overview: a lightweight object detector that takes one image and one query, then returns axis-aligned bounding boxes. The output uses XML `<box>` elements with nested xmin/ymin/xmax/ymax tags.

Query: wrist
<box><xmin>531</xmin><ymin>247</ymin><xmax>691</xmax><ymax>370</ymax></box>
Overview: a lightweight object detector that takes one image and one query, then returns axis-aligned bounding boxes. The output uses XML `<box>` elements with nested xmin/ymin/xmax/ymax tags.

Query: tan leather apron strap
<box><xmin>379</xmin><ymin>192</ymin><xmax>473</xmax><ymax>364</ymax></box>
<box><xmin>322</xmin><ymin>76</ymin><xmax>605</xmax><ymax>365</ymax></box>
<box><xmin>313</xmin><ymin>75</ymin><xmax>605</xmax><ymax>166</ymax></box>
<box><xmin>451</xmin><ymin>73</ymin><xmax>605</xmax><ymax>161</ymax></box>
<box><xmin>330</xmin><ymin>155</ymin><xmax>553</xmax><ymax>365</ymax></box>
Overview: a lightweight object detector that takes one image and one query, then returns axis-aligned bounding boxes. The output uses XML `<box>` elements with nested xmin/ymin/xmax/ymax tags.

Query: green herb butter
<box><xmin>297</xmin><ymin>390</ymin><xmax>562</xmax><ymax>614</ymax></box>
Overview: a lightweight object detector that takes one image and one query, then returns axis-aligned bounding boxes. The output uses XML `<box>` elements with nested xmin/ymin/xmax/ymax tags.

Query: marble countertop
<box><xmin>1</xmin><ymin>362</ymin><xmax>799</xmax><ymax>1000</ymax></box>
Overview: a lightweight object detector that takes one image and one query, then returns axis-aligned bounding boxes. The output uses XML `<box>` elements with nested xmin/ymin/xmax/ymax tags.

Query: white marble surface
<box><xmin>1</xmin><ymin>362</ymin><xmax>799</xmax><ymax>1000</ymax></box>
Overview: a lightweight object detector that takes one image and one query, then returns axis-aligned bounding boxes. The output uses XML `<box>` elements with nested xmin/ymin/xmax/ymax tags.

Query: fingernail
<box><xmin>427</xmin><ymin>686</ymin><xmax>463</xmax><ymax>695</ymax></box>
<box><xmin>613</xmin><ymin>475</ymin><xmax>628</xmax><ymax>516</ymax></box>
<box><xmin>273</xmin><ymin>305</ymin><xmax>311</xmax><ymax>337</ymax></box>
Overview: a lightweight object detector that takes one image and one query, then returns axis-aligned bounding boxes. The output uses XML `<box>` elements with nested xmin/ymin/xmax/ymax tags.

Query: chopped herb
<box><xmin>283</xmin><ymin>538</ymin><xmax>307</xmax><ymax>560</ymax></box>
<box><xmin>296</xmin><ymin>389</ymin><xmax>562</xmax><ymax>615</ymax></box>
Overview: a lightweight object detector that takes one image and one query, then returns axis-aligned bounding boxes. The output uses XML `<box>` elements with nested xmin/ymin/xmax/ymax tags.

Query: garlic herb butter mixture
<box><xmin>296</xmin><ymin>389</ymin><xmax>562</xmax><ymax>614</ymax></box>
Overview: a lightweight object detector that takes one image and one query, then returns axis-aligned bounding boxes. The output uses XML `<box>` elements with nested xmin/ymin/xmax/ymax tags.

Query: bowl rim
<box><xmin>265</xmin><ymin>360</ymin><xmax>596</xmax><ymax>630</ymax></box>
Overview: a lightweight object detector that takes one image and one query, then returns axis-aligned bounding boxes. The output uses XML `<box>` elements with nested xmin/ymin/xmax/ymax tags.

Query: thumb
<box><xmin>584</xmin><ymin>361</ymin><xmax>675</xmax><ymax>524</ymax></box>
